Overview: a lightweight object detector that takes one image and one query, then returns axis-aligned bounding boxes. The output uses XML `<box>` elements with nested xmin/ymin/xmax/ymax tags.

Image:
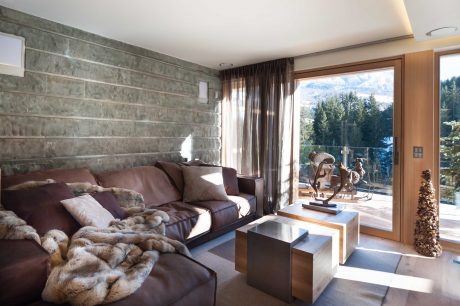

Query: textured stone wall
<box><xmin>0</xmin><ymin>6</ymin><xmax>221</xmax><ymax>175</ymax></box>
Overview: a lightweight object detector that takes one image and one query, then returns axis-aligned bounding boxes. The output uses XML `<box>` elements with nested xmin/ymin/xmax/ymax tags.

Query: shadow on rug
<box><xmin>208</xmin><ymin>239</ymin><xmax>401</xmax><ymax>306</ymax></box>
<box><xmin>209</xmin><ymin>238</ymin><xmax>235</xmax><ymax>262</ymax></box>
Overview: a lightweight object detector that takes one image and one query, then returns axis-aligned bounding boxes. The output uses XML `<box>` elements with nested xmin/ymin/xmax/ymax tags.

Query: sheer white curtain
<box><xmin>222</xmin><ymin>78</ymin><xmax>246</xmax><ymax>172</ymax></box>
<box><xmin>221</xmin><ymin>59</ymin><xmax>294</xmax><ymax>212</ymax></box>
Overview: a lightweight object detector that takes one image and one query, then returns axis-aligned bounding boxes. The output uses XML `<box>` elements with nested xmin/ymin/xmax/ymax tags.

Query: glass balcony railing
<box><xmin>299</xmin><ymin>144</ymin><xmax>393</xmax><ymax>195</ymax></box>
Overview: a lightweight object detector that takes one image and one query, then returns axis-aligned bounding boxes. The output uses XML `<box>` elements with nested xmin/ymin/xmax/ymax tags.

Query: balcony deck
<box><xmin>297</xmin><ymin>191</ymin><xmax>460</xmax><ymax>242</ymax></box>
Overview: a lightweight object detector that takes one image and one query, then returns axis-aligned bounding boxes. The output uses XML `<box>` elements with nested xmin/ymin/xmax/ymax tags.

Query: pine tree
<box><xmin>322</xmin><ymin>96</ymin><xmax>345</xmax><ymax>146</ymax></box>
<box><xmin>441</xmin><ymin>121</ymin><xmax>460</xmax><ymax>192</ymax></box>
<box><xmin>313</xmin><ymin>103</ymin><xmax>328</xmax><ymax>145</ymax></box>
<box><xmin>414</xmin><ymin>169</ymin><xmax>442</xmax><ymax>257</ymax></box>
<box><xmin>299</xmin><ymin>106</ymin><xmax>313</xmax><ymax>146</ymax></box>
<box><xmin>362</xmin><ymin>94</ymin><xmax>384</xmax><ymax>148</ymax></box>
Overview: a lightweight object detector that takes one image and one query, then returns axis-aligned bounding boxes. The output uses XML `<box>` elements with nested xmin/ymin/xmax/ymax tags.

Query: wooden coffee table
<box><xmin>278</xmin><ymin>203</ymin><xmax>359</xmax><ymax>264</ymax></box>
<box><xmin>236</xmin><ymin>215</ymin><xmax>339</xmax><ymax>304</ymax></box>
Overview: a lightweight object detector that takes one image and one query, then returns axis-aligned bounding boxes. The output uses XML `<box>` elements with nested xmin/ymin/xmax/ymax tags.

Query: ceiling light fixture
<box><xmin>219</xmin><ymin>63</ymin><xmax>233</xmax><ymax>68</ymax></box>
<box><xmin>426</xmin><ymin>26</ymin><xmax>458</xmax><ymax>37</ymax></box>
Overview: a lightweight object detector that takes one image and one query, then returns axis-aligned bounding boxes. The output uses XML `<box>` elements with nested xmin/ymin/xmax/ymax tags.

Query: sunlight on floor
<box><xmin>335</xmin><ymin>266</ymin><xmax>434</xmax><ymax>293</ymax></box>
<box><xmin>356</xmin><ymin>246</ymin><xmax>436</xmax><ymax>259</ymax></box>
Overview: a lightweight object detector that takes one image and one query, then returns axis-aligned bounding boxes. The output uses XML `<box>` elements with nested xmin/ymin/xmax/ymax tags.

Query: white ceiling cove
<box><xmin>404</xmin><ymin>0</ymin><xmax>460</xmax><ymax>41</ymax></box>
<box><xmin>0</xmin><ymin>0</ymin><xmax>433</xmax><ymax>70</ymax></box>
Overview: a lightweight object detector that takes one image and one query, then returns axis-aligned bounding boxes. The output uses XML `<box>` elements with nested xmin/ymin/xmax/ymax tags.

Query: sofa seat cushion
<box><xmin>1</xmin><ymin>168</ymin><xmax>97</xmax><ymax>190</ymax></box>
<box><xmin>96</xmin><ymin>166</ymin><xmax>181</xmax><ymax>207</ymax></box>
<box><xmin>155</xmin><ymin>202</ymin><xmax>211</xmax><ymax>242</ymax></box>
<box><xmin>229</xmin><ymin>193</ymin><xmax>256</xmax><ymax>217</ymax></box>
<box><xmin>189</xmin><ymin>199</ymin><xmax>239</xmax><ymax>230</ymax></box>
<box><xmin>0</xmin><ymin>240</ymin><xmax>49</xmax><ymax>306</ymax></box>
<box><xmin>190</xmin><ymin>193</ymin><xmax>256</xmax><ymax>230</ymax></box>
<box><xmin>110</xmin><ymin>253</ymin><xmax>216</xmax><ymax>306</ymax></box>
<box><xmin>26</xmin><ymin>253</ymin><xmax>216</xmax><ymax>306</ymax></box>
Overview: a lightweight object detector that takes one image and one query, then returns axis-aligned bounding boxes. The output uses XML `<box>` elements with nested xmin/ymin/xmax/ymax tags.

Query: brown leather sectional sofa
<box><xmin>0</xmin><ymin>163</ymin><xmax>263</xmax><ymax>306</ymax></box>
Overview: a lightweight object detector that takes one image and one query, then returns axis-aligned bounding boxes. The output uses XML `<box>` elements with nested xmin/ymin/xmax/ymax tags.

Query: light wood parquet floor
<box><xmin>358</xmin><ymin>235</ymin><xmax>460</xmax><ymax>306</ymax></box>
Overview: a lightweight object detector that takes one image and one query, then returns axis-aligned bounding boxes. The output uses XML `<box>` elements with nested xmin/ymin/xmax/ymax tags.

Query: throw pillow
<box><xmin>181</xmin><ymin>159</ymin><xmax>210</xmax><ymax>166</ymax></box>
<box><xmin>182</xmin><ymin>166</ymin><xmax>229</xmax><ymax>202</ymax></box>
<box><xmin>61</xmin><ymin>194</ymin><xmax>115</xmax><ymax>228</ymax></box>
<box><xmin>91</xmin><ymin>191</ymin><xmax>126</xmax><ymax>219</ymax></box>
<box><xmin>181</xmin><ymin>161</ymin><xmax>240</xmax><ymax>195</ymax></box>
<box><xmin>1</xmin><ymin>182</ymin><xmax>81</xmax><ymax>236</ymax></box>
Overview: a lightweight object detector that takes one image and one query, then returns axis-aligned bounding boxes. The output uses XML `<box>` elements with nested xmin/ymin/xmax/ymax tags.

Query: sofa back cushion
<box><xmin>96</xmin><ymin>166</ymin><xmax>181</xmax><ymax>207</ymax></box>
<box><xmin>155</xmin><ymin>161</ymin><xmax>184</xmax><ymax>192</ymax></box>
<box><xmin>1</xmin><ymin>168</ymin><xmax>97</xmax><ymax>190</ymax></box>
<box><xmin>1</xmin><ymin>182</ymin><xmax>81</xmax><ymax>236</ymax></box>
<box><xmin>221</xmin><ymin>167</ymin><xmax>239</xmax><ymax>196</ymax></box>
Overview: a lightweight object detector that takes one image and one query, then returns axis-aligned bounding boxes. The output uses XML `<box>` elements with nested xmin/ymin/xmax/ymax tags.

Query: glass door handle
<box><xmin>394</xmin><ymin>137</ymin><xmax>399</xmax><ymax>165</ymax></box>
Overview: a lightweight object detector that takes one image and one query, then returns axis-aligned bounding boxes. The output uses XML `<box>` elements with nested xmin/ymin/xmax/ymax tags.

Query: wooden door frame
<box><xmin>434</xmin><ymin>48</ymin><xmax>460</xmax><ymax>252</ymax></box>
<box><xmin>293</xmin><ymin>57</ymin><xmax>403</xmax><ymax>241</ymax></box>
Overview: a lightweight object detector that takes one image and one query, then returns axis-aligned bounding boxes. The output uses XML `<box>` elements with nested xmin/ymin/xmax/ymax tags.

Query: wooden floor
<box><xmin>356</xmin><ymin>235</ymin><xmax>460</xmax><ymax>306</ymax></box>
<box><xmin>192</xmin><ymin>230</ymin><xmax>460</xmax><ymax>306</ymax></box>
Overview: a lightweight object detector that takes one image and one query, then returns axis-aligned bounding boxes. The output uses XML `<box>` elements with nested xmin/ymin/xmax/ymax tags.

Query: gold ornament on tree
<box><xmin>414</xmin><ymin>169</ymin><xmax>442</xmax><ymax>257</ymax></box>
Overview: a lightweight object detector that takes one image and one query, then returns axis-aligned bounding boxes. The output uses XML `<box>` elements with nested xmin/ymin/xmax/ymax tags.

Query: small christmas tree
<box><xmin>414</xmin><ymin>169</ymin><xmax>442</xmax><ymax>257</ymax></box>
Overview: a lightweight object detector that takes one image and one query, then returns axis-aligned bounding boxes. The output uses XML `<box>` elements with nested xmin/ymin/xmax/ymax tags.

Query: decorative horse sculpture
<box><xmin>309</xmin><ymin>151</ymin><xmax>361</xmax><ymax>207</ymax></box>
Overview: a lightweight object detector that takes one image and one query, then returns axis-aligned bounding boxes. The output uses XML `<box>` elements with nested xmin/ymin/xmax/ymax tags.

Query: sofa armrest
<box><xmin>0</xmin><ymin>239</ymin><xmax>49</xmax><ymax>306</ymax></box>
<box><xmin>237</xmin><ymin>176</ymin><xmax>264</xmax><ymax>217</ymax></box>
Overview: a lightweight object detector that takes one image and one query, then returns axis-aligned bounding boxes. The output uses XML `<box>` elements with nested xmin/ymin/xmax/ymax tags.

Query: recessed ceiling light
<box><xmin>426</xmin><ymin>26</ymin><xmax>458</xmax><ymax>37</ymax></box>
<box><xmin>219</xmin><ymin>63</ymin><xmax>233</xmax><ymax>68</ymax></box>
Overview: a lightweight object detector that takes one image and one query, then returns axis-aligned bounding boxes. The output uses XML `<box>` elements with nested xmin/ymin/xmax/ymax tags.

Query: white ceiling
<box><xmin>0</xmin><ymin>0</ymin><xmax>456</xmax><ymax>70</ymax></box>
<box><xmin>404</xmin><ymin>0</ymin><xmax>460</xmax><ymax>41</ymax></box>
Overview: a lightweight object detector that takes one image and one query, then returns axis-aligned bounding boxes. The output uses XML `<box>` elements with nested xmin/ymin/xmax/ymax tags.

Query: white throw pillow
<box><xmin>61</xmin><ymin>194</ymin><xmax>115</xmax><ymax>228</ymax></box>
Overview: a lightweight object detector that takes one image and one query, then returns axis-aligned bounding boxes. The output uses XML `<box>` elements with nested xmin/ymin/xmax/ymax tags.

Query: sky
<box><xmin>440</xmin><ymin>54</ymin><xmax>460</xmax><ymax>81</ymax></box>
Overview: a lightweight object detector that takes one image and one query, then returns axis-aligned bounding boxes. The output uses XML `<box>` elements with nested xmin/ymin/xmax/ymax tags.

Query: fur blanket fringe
<box><xmin>0</xmin><ymin>209</ymin><xmax>41</xmax><ymax>244</ymax></box>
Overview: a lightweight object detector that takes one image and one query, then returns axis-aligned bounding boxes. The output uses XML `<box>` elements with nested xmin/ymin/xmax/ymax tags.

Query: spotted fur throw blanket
<box><xmin>1</xmin><ymin>180</ymin><xmax>190</xmax><ymax>306</ymax></box>
<box><xmin>4</xmin><ymin>180</ymin><xmax>146</xmax><ymax>210</ymax></box>
<box><xmin>41</xmin><ymin>218</ymin><xmax>190</xmax><ymax>306</ymax></box>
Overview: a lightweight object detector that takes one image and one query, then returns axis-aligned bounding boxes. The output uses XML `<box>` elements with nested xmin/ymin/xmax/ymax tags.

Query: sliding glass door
<box><xmin>294</xmin><ymin>60</ymin><xmax>402</xmax><ymax>240</ymax></box>
<box><xmin>437</xmin><ymin>51</ymin><xmax>460</xmax><ymax>245</ymax></box>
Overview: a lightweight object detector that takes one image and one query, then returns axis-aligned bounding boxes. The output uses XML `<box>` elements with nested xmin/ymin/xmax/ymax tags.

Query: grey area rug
<box><xmin>207</xmin><ymin>238</ymin><xmax>401</xmax><ymax>306</ymax></box>
<box><xmin>209</xmin><ymin>238</ymin><xmax>235</xmax><ymax>262</ymax></box>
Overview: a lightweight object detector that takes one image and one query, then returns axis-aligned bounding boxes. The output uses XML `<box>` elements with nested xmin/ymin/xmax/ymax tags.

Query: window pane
<box><xmin>296</xmin><ymin>68</ymin><xmax>394</xmax><ymax>231</ymax></box>
<box><xmin>0</xmin><ymin>32</ymin><xmax>24</xmax><ymax>77</ymax></box>
<box><xmin>439</xmin><ymin>53</ymin><xmax>460</xmax><ymax>242</ymax></box>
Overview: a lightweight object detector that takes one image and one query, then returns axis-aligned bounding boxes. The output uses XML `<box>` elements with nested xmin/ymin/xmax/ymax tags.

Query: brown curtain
<box><xmin>221</xmin><ymin>58</ymin><xmax>294</xmax><ymax>213</ymax></box>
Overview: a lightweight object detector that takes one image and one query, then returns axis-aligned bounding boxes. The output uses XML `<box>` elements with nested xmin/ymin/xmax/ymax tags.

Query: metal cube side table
<box><xmin>247</xmin><ymin>221</ymin><xmax>308</xmax><ymax>302</ymax></box>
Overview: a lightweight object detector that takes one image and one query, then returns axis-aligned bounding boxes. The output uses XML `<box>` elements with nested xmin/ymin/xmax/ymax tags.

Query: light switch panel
<box><xmin>198</xmin><ymin>81</ymin><xmax>208</xmax><ymax>104</ymax></box>
<box><xmin>413</xmin><ymin>146</ymin><xmax>423</xmax><ymax>158</ymax></box>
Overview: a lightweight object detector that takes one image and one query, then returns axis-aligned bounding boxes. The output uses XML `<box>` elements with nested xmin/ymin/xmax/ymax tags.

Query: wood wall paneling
<box><xmin>402</xmin><ymin>50</ymin><xmax>436</xmax><ymax>244</ymax></box>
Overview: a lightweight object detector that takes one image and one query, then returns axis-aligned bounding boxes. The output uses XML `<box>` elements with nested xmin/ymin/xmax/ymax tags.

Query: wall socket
<box><xmin>413</xmin><ymin>146</ymin><xmax>423</xmax><ymax>158</ymax></box>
